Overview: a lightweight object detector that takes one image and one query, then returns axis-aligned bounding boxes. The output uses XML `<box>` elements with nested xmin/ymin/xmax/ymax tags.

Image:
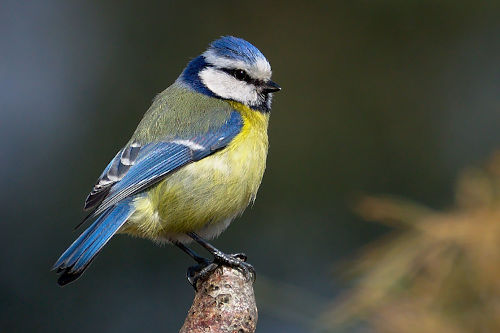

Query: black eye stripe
<box><xmin>221</xmin><ymin>68</ymin><xmax>259</xmax><ymax>85</ymax></box>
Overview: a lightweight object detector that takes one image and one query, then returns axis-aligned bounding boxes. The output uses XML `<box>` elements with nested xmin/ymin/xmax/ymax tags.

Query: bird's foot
<box><xmin>214</xmin><ymin>252</ymin><xmax>255</xmax><ymax>281</ymax></box>
<box><xmin>183</xmin><ymin>233</ymin><xmax>256</xmax><ymax>289</ymax></box>
<box><xmin>186</xmin><ymin>252</ymin><xmax>255</xmax><ymax>290</ymax></box>
<box><xmin>187</xmin><ymin>260</ymin><xmax>218</xmax><ymax>289</ymax></box>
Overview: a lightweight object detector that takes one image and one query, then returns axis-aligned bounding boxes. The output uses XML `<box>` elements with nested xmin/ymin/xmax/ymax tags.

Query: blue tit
<box><xmin>53</xmin><ymin>36</ymin><xmax>281</xmax><ymax>286</ymax></box>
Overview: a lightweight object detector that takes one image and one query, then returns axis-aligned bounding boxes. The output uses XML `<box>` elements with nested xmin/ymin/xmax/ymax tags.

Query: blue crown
<box><xmin>179</xmin><ymin>36</ymin><xmax>268</xmax><ymax>97</ymax></box>
<box><xmin>207</xmin><ymin>36</ymin><xmax>267</xmax><ymax>65</ymax></box>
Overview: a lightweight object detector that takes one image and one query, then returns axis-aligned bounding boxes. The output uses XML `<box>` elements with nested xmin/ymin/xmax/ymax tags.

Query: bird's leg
<box><xmin>174</xmin><ymin>241</ymin><xmax>209</xmax><ymax>264</ymax></box>
<box><xmin>187</xmin><ymin>232</ymin><xmax>255</xmax><ymax>281</ymax></box>
<box><xmin>174</xmin><ymin>241</ymin><xmax>216</xmax><ymax>288</ymax></box>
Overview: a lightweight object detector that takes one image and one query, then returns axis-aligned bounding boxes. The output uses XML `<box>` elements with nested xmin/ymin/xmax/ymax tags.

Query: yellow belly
<box><xmin>121</xmin><ymin>102</ymin><xmax>269</xmax><ymax>242</ymax></box>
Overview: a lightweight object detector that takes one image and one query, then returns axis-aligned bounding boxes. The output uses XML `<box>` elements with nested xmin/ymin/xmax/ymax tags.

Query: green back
<box><xmin>130</xmin><ymin>82</ymin><xmax>233</xmax><ymax>144</ymax></box>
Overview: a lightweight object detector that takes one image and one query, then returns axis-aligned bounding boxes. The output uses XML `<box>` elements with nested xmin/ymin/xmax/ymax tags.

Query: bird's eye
<box><xmin>222</xmin><ymin>68</ymin><xmax>252</xmax><ymax>82</ymax></box>
<box><xmin>233</xmin><ymin>69</ymin><xmax>247</xmax><ymax>81</ymax></box>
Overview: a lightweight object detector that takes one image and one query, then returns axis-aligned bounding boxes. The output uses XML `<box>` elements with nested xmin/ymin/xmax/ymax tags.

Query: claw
<box><xmin>186</xmin><ymin>253</ymin><xmax>255</xmax><ymax>290</ymax></box>
<box><xmin>181</xmin><ymin>233</ymin><xmax>257</xmax><ymax>288</ymax></box>
<box><xmin>187</xmin><ymin>261</ymin><xmax>219</xmax><ymax>290</ymax></box>
<box><xmin>230</xmin><ymin>252</ymin><xmax>248</xmax><ymax>262</ymax></box>
<box><xmin>213</xmin><ymin>252</ymin><xmax>256</xmax><ymax>282</ymax></box>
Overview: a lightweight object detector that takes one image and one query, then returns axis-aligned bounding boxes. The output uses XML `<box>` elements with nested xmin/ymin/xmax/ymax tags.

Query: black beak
<box><xmin>262</xmin><ymin>80</ymin><xmax>281</xmax><ymax>93</ymax></box>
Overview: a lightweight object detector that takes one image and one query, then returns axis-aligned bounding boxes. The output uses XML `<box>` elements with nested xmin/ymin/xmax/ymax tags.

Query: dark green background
<box><xmin>2</xmin><ymin>1</ymin><xmax>499</xmax><ymax>332</ymax></box>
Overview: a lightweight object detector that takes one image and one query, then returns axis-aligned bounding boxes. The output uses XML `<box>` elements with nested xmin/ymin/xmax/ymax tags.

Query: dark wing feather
<box><xmin>80</xmin><ymin>111</ymin><xmax>243</xmax><ymax>225</ymax></box>
<box><xmin>84</xmin><ymin>142</ymin><xmax>141</xmax><ymax>211</ymax></box>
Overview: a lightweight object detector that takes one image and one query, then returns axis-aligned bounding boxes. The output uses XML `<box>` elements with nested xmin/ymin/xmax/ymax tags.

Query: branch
<box><xmin>179</xmin><ymin>266</ymin><xmax>258</xmax><ymax>333</ymax></box>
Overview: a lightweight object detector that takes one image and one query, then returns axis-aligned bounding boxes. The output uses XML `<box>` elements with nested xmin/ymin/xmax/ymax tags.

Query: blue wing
<box><xmin>53</xmin><ymin>111</ymin><xmax>243</xmax><ymax>285</ymax></box>
<box><xmin>83</xmin><ymin>110</ymin><xmax>243</xmax><ymax>222</ymax></box>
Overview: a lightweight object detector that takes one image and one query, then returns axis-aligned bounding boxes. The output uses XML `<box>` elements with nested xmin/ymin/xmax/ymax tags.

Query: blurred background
<box><xmin>1</xmin><ymin>1</ymin><xmax>500</xmax><ymax>332</ymax></box>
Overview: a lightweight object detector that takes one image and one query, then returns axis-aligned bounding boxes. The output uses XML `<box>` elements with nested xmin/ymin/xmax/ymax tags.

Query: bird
<box><xmin>53</xmin><ymin>36</ymin><xmax>281</xmax><ymax>286</ymax></box>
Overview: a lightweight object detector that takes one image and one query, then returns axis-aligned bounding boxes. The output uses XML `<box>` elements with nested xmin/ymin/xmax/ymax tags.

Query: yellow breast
<box><xmin>123</xmin><ymin>102</ymin><xmax>269</xmax><ymax>241</ymax></box>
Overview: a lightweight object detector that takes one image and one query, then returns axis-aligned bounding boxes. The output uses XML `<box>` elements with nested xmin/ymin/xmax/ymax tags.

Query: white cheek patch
<box><xmin>199</xmin><ymin>67</ymin><xmax>260</xmax><ymax>105</ymax></box>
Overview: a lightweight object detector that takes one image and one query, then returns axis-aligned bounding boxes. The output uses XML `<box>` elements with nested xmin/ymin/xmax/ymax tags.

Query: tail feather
<box><xmin>53</xmin><ymin>199</ymin><xmax>134</xmax><ymax>286</ymax></box>
<box><xmin>53</xmin><ymin>209</ymin><xmax>113</xmax><ymax>270</ymax></box>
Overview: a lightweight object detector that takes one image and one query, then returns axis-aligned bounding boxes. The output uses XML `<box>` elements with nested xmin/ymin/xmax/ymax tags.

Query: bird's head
<box><xmin>179</xmin><ymin>36</ymin><xmax>280</xmax><ymax>112</ymax></box>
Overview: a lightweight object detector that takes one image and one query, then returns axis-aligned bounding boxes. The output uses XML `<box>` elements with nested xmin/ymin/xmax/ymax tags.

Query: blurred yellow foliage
<box><xmin>325</xmin><ymin>152</ymin><xmax>500</xmax><ymax>333</ymax></box>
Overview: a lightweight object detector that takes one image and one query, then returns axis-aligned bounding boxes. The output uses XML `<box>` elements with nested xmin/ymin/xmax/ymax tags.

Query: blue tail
<box><xmin>53</xmin><ymin>199</ymin><xmax>134</xmax><ymax>286</ymax></box>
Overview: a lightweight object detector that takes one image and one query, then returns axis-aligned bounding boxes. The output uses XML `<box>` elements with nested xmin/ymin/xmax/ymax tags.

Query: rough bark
<box><xmin>179</xmin><ymin>266</ymin><xmax>258</xmax><ymax>333</ymax></box>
